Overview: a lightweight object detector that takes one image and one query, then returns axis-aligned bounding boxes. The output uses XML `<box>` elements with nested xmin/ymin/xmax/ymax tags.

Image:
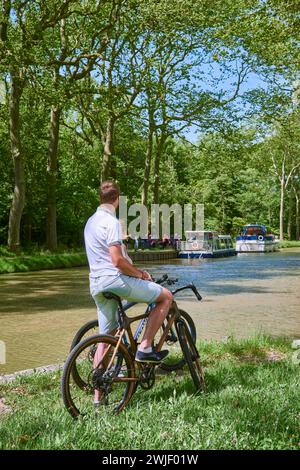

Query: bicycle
<box><xmin>61</xmin><ymin>274</ymin><xmax>205</xmax><ymax>418</ymax></box>
<box><xmin>69</xmin><ymin>275</ymin><xmax>197</xmax><ymax>390</ymax></box>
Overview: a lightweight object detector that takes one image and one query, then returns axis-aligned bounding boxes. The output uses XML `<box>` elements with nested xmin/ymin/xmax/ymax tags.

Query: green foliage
<box><xmin>0</xmin><ymin>252</ymin><xmax>87</xmax><ymax>274</ymax></box>
<box><xmin>1</xmin><ymin>0</ymin><xmax>300</xmax><ymax>249</ymax></box>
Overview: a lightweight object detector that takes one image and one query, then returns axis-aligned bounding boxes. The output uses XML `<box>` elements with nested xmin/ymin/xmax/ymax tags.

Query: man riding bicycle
<box><xmin>84</xmin><ymin>181</ymin><xmax>173</xmax><ymax>404</ymax></box>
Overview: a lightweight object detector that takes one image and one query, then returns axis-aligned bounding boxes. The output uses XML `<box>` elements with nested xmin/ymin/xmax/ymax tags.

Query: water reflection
<box><xmin>145</xmin><ymin>250</ymin><xmax>300</xmax><ymax>296</ymax></box>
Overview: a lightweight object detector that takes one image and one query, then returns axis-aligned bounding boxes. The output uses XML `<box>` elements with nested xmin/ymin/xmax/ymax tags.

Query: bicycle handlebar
<box><xmin>154</xmin><ymin>274</ymin><xmax>168</xmax><ymax>284</ymax></box>
<box><xmin>123</xmin><ymin>274</ymin><xmax>202</xmax><ymax>311</ymax></box>
<box><xmin>190</xmin><ymin>284</ymin><xmax>202</xmax><ymax>301</ymax></box>
<box><xmin>155</xmin><ymin>274</ymin><xmax>202</xmax><ymax>301</ymax></box>
<box><xmin>153</xmin><ymin>274</ymin><xmax>178</xmax><ymax>285</ymax></box>
<box><xmin>171</xmin><ymin>284</ymin><xmax>202</xmax><ymax>301</ymax></box>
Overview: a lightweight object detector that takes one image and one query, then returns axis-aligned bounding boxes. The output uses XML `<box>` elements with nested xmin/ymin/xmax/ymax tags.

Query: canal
<box><xmin>0</xmin><ymin>248</ymin><xmax>299</xmax><ymax>375</ymax></box>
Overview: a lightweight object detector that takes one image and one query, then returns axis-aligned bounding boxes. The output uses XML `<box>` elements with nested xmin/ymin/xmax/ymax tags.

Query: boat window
<box><xmin>244</xmin><ymin>226</ymin><xmax>266</xmax><ymax>237</ymax></box>
<box><xmin>219</xmin><ymin>238</ymin><xmax>226</xmax><ymax>249</ymax></box>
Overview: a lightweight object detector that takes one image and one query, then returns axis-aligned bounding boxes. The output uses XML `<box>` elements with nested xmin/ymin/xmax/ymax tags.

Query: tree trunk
<box><xmin>293</xmin><ymin>185</ymin><xmax>300</xmax><ymax>240</ymax></box>
<box><xmin>221</xmin><ymin>192</ymin><xmax>225</xmax><ymax>231</ymax></box>
<box><xmin>268</xmin><ymin>205</ymin><xmax>272</xmax><ymax>227</ymax></box>
<box><xmin>142</xmin><ymin>122</ymin><xmax>154</xmax><ymax>206</ymax></box>
<box><xmin>296</xmin><ymin>196</ymin><xmax>300</xmax><ymax>241</ymax></box>
<box><xmin>23</xmin><ymin>213</ymin><xmax>32</xmax><ymax>246</ymax></box>
<box><xmin>287</xmin><ymin>188</ymin><xmax>293</xmax><ymax>240</ymax></box>
<box><xmin>279</xmin><ymin>174</ymin><xmax>285</xmax><ymax>241</ymax></box>
<box><xmin>153</xmin><ymin>134</ymin><xmax>167</xmax><ymax>205</ymax></box>
<box><xmin>102</xmin><ymin>116</ymin><xmax>115</xmax><ymax>181</ymax></box>
<box><xmin>47</xmin><ymin>105</ymin><xmax>61</xmax><ymax>251</ymax></box>
<box><xmin>7</xmin><ymin>72</ymin><xmax>25</xmax><ymax>252</ymax></box>
<box><xmin>0</xmin><ymin>0</ymin><xmax>11</xmax><ymax>42</ymax></box>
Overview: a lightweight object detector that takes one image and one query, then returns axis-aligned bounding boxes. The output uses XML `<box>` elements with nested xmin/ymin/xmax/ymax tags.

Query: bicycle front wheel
<box><xmin>61</xmin><ymin>334</ymin><xmax>136</xmax><ymax>418</ymax></box>
<box><xmin>159</xmin><ymin>309</ymin><xmax>196</xmax><ymax>372</ymax></box>
<box><xmin>70</xmin><ymin>319</ymin><xmax>99</xmax><ymax>389</ymax></box>
<box><xmin>176</xmin><ymin>320</ymin><xmax>205</xmax><ymax>391</ymax></box>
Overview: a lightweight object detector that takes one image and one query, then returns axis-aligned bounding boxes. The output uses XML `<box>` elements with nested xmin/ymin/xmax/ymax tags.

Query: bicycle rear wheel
<box><xmin>176</xmin><ymin>320</ymin><xmax>205</xmax><ymax>391</ymax></box>
<box><xmin>70</xmin><ymin>319</ymin><xmax>99</xmax><ymax>351</ymax></box>
<box><xmin>61</xmin><ymin>334</ymin><xmax>136</xmax><ymax>418</ymax></box>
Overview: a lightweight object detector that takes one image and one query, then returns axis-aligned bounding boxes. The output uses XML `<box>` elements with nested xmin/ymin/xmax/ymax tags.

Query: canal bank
<box><xmin>0</xmin><ymin>249</ymin><xmax>177</xmax><ymax>274</ymax></box>
<box><xmin>1</xmin><ymin>244</ymin><xmax>299</xmax><ymax>274</ymax></box>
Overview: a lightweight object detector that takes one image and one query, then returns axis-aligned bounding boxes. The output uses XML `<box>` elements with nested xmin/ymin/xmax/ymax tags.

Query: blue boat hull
<box><xmin>178</xmin><ymin>249</ymin><xmax>237</xmax><ymax>259</ymax></box>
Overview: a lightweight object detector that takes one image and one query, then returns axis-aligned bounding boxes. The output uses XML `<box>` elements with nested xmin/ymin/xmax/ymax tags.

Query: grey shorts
<box><xmin>89</xmin><ymin>274</ymin><xmax>163</xmax><ymax>334</ymax></box>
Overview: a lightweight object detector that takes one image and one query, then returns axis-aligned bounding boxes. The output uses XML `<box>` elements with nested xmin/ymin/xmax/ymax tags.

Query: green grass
<box><xmin>279</xmin><ymin>240</ymin><xmax>300</xmax><ymax>248</ymax></box>
<box><xmin>0</xmin><ymin>245</ymin><xmax>85</xmax><ymax>258</ymax></box>
<box><xmin>0</xmin><ymin>335</ymin><xmax>299</xmax><ymax>450</ymax></box>
<box><xmin>0</xmin><ymin>246</ymin><xmax>176</xmax><ymax>274</ymax></box>
<box><xmin>0</xmin><ymin>252</ymin><xmax>87</xmax><ymax>274</ymax></box>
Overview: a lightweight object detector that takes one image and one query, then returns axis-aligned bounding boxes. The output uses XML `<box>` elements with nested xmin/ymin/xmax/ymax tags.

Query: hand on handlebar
<box><xmin>154</xmin><ymin>274</ymin><xmax>177</xmax><ymax>285</ymax></box>
<box><xmin>167</xmin><ymin>277</ymin><xmax>178</xmax><ymax>285</ymax></box>
<box><xmin>141</xmin><ymin>270</ymin><xmax>152</xmax><ymax>281</ymax></box>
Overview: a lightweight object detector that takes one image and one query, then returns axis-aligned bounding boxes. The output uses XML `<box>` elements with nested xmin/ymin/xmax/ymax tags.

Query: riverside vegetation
<box><xmin>1</xmin><ymin>242</ymin><xmax>300</xmax><ymax>274</ymax></box>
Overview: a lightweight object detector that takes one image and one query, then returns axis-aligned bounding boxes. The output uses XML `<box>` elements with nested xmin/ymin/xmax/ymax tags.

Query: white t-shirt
<box><xmin>84</xmin><ymin>206</ymin><xmax>122</xmax><ymax>278</ymax></box>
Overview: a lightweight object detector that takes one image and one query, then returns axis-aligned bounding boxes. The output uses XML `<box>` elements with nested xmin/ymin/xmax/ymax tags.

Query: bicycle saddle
<box><xmin>103</xmin><ymin>292</ymin><xmax>121</xmax><ymax>302</ymax></box>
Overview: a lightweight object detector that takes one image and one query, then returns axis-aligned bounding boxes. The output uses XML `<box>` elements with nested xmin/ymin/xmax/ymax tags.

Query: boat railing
<box><xmin>177</xmin><ymin>240</ymin><xmax>211</xmax><ymax>251</ymax></box>
<box><xmin>236</xmin><ymin>234</ymin><xmax>275</xmax><ymax>242</ymax></box>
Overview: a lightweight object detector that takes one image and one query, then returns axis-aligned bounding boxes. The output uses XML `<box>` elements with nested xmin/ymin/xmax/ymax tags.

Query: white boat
<box><xmin>178</xmin><ymin>230</ymin><xmax>236</xmax><ymax>259</ymax></box>
<box><xmin>236</xmin><ymin>224</ymin><xmax>278</xmax><ymax>253</ymax></box>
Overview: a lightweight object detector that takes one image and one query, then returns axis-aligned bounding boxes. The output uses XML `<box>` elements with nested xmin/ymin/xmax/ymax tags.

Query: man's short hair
<box><xmin>100</xmin><ymin>180</ymin><xmax>120</xmax><ymax>204</ymax></box>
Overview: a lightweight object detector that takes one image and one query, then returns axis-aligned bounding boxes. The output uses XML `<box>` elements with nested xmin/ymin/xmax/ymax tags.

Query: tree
<box><xmin>137</xmin><ymin>22</ymin><xmax>251</xmax><ymax>205</ymax></box>
<box><xmin>43</xmin><ymin>1</ymin><xmax>122</xmax><ymax>250</ymax></box>
<box><xmin>75</xmin><ymin>7</ymin><xmax>150</xmax><ymax>182</ymax></box>
<box><xmin>0</xmin><ymin>0</ymin><xmax>78</xmax><ymax>251</ymax></box>
<box><xmin>268</xmin><ymin>116</ymin><xmax>300</xmax><ymax>240</ymax></box>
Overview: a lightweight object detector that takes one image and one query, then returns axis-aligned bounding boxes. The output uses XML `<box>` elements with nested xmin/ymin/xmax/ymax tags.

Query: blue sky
<box><xmin>183</xmin><ymin>70</ymin><xmax>271</xmax><ymax>143</ymax></box>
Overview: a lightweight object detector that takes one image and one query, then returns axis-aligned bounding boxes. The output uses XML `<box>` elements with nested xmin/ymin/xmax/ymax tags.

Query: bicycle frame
<box><xmin>95</xmin><ymin>300</ymin><xmax>182</xmax><ymax>382</ymax></box>
<box><xmin>122</xmin><ymin>281</ymin><xmax>202</xmax><ymax>347</ymax></box>
<box><xmin>94</xmin><ymin>280</ymin><xmax>202</xmax><ymax>381</ymax></box>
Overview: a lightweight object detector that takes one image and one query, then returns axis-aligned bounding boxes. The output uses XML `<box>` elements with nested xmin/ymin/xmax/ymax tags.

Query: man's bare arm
<box><xmin>109</xmin><ymin>245</ymin><xmax>151</xmax><ymax>280</ymax></box>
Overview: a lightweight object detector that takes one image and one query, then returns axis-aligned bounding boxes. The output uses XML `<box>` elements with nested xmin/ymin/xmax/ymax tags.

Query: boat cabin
<box><xmin>180</xmin><ymin>231</ymin><xmax>234</xmax><ymax>252</ymax></box>
<box><xmin>237</xmin><ymin>225</ymin><xmax>274</xmax><ymax>241</ymax></box>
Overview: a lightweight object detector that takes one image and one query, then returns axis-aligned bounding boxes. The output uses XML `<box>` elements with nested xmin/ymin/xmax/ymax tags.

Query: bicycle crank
<box><xmin>138</xmin><ymin>365</ymin><xmax>156</xmax><ymax>390</ymax></box>
<box><xmin>89</xmin><ymin>368</ymin><xmax>112</xmax><ymax>394</ymax></box>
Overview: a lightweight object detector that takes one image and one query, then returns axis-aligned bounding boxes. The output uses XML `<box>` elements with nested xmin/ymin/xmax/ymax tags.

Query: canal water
<box><xmin>0</xmin><ymin>249</ymin><xmax>299</xmax><ymax>375</ymax></box>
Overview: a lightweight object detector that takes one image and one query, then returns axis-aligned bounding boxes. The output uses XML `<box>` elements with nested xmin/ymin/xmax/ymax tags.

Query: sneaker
<box><xmin>109</xmin><ymin>365</ymin><xmax>125</xmax><ymax>378</ymax></box>
<box><xmin>135</xmin><ymin>348</ymin><xmax>169</xmax><ymax>364</ymax></box>
<box><xmin>94</xmin><ymin>396</ymin><xmax>108</xmax><ymax>408</ymax></box>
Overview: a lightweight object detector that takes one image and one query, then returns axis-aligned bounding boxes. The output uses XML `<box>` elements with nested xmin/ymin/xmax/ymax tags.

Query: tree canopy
<box><xmin>0</xmin><ymin>0</ymin><xmax>299</xmax><ymax>250</ymax></box>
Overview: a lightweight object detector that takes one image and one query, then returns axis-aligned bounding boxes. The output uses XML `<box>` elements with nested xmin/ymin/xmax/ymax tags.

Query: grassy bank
<box><xmin>0</xmin><ymin>247</ymin><xmax>176</xmax><ymax>274</ymax></box>
<box><xmin>0</xmin><ymin>241</ymin><xmax>299</xmax><ymax>274</ymax></box>
<box><xmin>0</xmin><ymin>335</ymin><xmax>299</xmax><ymax>450</ymax></box>
<box><xmin>279</xmin><ymin>240</ymin><xmax>300</xmax><ymax>248</ymax></box>
<box><xmin>0</xmin><ymin>252</ymin><xmax>88</xmax><ymax>274</ymax></box>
